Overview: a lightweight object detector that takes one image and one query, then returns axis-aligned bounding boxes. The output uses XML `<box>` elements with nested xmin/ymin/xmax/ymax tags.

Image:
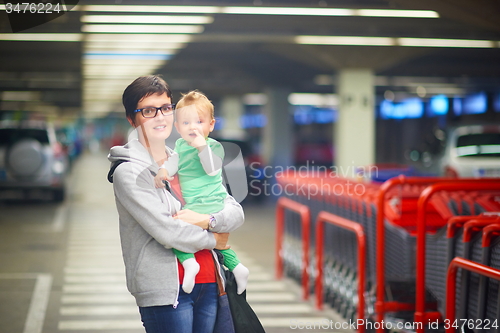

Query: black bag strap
<box><xmin>107</xmin><ymin>160</ymin><xmax>172</xmax><ymax>194</ymax></box>
<box><xmin>107</xmin><ymin>160</ymin><xmax>127</xmax><ymax>183</ymax></box>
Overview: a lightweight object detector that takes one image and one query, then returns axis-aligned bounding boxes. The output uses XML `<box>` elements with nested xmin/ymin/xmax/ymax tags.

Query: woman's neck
<box><xmin>140</xmin><ymin>138</ymin><xmax>167</xmax><ymax>166</ymax></box>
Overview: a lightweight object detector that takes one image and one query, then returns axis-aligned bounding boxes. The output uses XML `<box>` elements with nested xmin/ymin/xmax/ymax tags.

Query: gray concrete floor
<box><xmin>0</xmin><ymin>151</ymin><xmax>349</xmax><ymax>333</ymax></box>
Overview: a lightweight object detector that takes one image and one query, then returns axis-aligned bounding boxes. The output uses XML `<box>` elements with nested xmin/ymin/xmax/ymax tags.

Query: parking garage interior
<box><xmin>1</xmin><ymin>1</ymin><xmax>500</xmax><ymax>333</ymax></box>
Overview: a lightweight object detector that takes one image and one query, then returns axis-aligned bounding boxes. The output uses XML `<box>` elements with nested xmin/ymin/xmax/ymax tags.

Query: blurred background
<box><xmin>1</xmin><ymin>0</ymin><xmax>499</xmax><ymax>186</ymax></box>
<box><xmin>1</xmin><ymin>1</ymin><xmax>500</xmax><ymax>332</ymax></box>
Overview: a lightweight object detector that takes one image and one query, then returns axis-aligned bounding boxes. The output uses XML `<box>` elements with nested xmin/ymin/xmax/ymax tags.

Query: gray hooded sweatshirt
<box><xmin>108</xmin><ymin>139</ymin><xmax>244</xmax><ymax>307</ymax></box>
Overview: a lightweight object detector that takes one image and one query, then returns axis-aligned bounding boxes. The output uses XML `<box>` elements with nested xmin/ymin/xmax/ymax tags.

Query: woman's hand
<box><xmin>174</xmin><ymin>209</ymin><xmax>209</xmax><ymax>230</ymax></box>
<box><xmin>213</xmin><ymin>233</ymin><xmax>230</xmax><ymax>250</ymax></box>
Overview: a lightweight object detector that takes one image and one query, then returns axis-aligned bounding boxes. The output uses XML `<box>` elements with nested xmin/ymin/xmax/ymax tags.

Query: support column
<box><xmin>262</xmin><ymin>88</ymin><xmax>292</xmax><ymax>167</ymax></box>
<box><xmin>335</xmin><ymin>68</ymin><xmax>375</xmax><ymax>177</ymax></box>
<box><xmin>220</xmin><ymin>95</ymin><xmax>245</xmax><ymax>139</ymax></box>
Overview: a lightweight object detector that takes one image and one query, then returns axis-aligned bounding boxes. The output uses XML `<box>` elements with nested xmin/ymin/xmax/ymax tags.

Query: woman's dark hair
<box><xmin>122</xmin><ymin>75</ymin><xmax>172</xmax><ymax>123</ymax></box>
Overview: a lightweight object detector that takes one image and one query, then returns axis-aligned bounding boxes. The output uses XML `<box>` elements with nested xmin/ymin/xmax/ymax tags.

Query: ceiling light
<box><xmin>81</xmin><ymin>15</ymin><xmax>213</xmax><ymax>24</ymax></box>
<box><xmin>83</xmin><ymin>59</ymin><xmax>166</xmax><ymax>66</ymax></box>
<box><xmin>288</xmin><ymin>93</ymin><xmax>338</xmax><ymax>107</ymax></box>
<box><xmin>223</xmin><ymin>6</ymin><xmax>439</xmax><ymax>18</ymax></box>
<box><xmin>356</xmin><ymin>9</ymin><xmax>438</xmax><ymax>18</ymax></box>
<box><xmin>397</xmin><ymin>37</ymin><xmax>495</xmax><ymax>48</ymax></box>
<box><xmin>243</xmin><ymin>94</ymin><xmax>268</xmax><ymax>106</ymax></box>
<box><xmin>82</xmin><ymin>24</ymin><xmax>204</xmax><ymax>34</ymax></box>
<box><xmin>0</xmin><ymin>33</ymin><xmax>82</xmax><ymax>42</ymax></box>
<box><xmin>83</xmin><ymin>65</ymin><xmax>162</xmax><ymax>72</ymax></box>
<box><xmin>85</xmin><ymin>34</ymin><xmax>193</xmax><ymax>43</ymax></box>
<box><xmin>85</xmin><ymin>42</ymin><xmax>184</xmax><ymax>51</ymax></box>
<box><xmin>296</xmin><ymin>35</ymin><xmax>498</xmax><ymax>48</ymax></box>
<box><xmin>84</xmin><ymin>74</ymin><xmax>141</xmax><ymax>80</ymax></box>
<box><xmin>80</xmin><ymin>5</ymin><xmax>438</xmax><ymax>19</ymax></box>
<box><xmin>84</xmin><ymin>52</ymin><xmax>172</xmax><ymax>60</ymax></box>
<box><xmin>82</xmin><ymin>5</ymin><xmax>220</xmax><ymax>14</ymax></box>
<box><xmin>222</xmin><ymin>7</ymin><xmax>354</xmax><ymax>16</ymax></box>
<box><xmin>84</xmin><ymin>68</ymin><xmax>165</xmax><ymax>77</ymax></box>
<box><xmin>296</xmin><ymin>36</ymin><xmax>395</xmax><ymax>46</ymax></box>
<box><xmin>419</xmin><ymin>87</ymin><xmax>465</xmax><ymax>95</ymax></box>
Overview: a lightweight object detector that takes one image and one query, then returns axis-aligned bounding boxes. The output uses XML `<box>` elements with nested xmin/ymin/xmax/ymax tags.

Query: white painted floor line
<box><xmin>61</xmin><ymin>294</ymin><xmax>135</xmax><ymax>304</ymax></box>
<box><xmin>67</xmin><ymin>244</ymin><xmax>121</xmax><ymax>248</ymax></box>
<box><xmin>0</xmin><ymin>273</ymin><xmax>53</xmax><ymax>333</ymax></box>
<box><xmin>246</xmin><ymin>292</ymin><xmax>296</xmax><ymax>302</ymax></box>
<box><xmin>68</xmin><ymin>243</ymin><xmax>120</xmax><ymax>247</ymax></box>
<box><xmin>58</xmin><ymin>319</ymin><xmax>142</xmax><ymax>330</ymax></box>
<box><xmin>243</xmin><ymin>265</ymin><xmax>264</xmax><ymax>273</ymax></box>
<box><xmin>68</xmin><ymin>239</ymin><xmax>120</xmax><ymax>242</ymax></box>
<box><xmin>68</xmin><ymin>231</ymin><xmax>117</xmax><ymax>235</ymax></box>
<box><xmin>248</xmin><ymin>272</ymin><xmax>273</xmax><ymax>281</ymax></box>
<box><xmin>64</xmin><ymin>267</ymin><xmax>125</xmax><ymax>275</ymax></box>
<box><xmin>247</xmin><ymin>281</ymin><xmax>287</xmax><ymax>290</ymax></box>
<box><xmin>50</xmin><ymin>204</ymin><xmax>67</xmax><ymax>232</ymax></box>
<box><xmin>63</xmin><ymin>284</ymin><xmax>128</xmax><ymax>293</ymax></box>
<box><xmin>69</xmin><ymin>226</ymin><xmax>118</xmax><ymax>230</ymax></box>
<box><xmin>64</xmin><ymin>261</ymin><xmax>125</xmax><ymax>268</ymax></box>
<box><xmin>252</xmin><ymin>303</ymin><xmax>313</xmax><ymax>314</ymax></box>
<box><xmin>67</xmin><ymin>238</ymin><xmax>119</xmax><ymax>243</ymax></box>
<box><xmin>66</xmin><ymin>255</ymin><xmax>123</xmax><ymax>261</ymax></box>
<box><xmin>67</xmin><ymin>249</ymin><xmax>122</xmax><ymax>253</ymax></box>
<box><xmin>64</xmin><ymin>275</ymin><xmax>126</xmax><ymax>283</ymax></box>
<box><xmin>67</xmin><ymin>250</ymin><xmax>122</xmax><ymax>255</ymax></box>
<box><xmin>23</xmin><ymin>274</ymin><xmax>53</xmax><ymax>333</ymax></box>
<box><xmin>60</xmin><ymin>305</ymin><xmax>139</xmax><ymax>316</ymax></box>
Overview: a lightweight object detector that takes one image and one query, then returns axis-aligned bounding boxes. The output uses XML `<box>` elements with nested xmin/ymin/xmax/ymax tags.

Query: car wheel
<box><xmin>7</xmin><ymin>139</ymin><xmax>44</xmax><ymax>178</ymax></box>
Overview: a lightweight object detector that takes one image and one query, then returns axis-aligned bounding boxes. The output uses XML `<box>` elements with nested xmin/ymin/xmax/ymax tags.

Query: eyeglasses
<box><xmin>134</xmin><ymin>104</ymin><xmax>176</xmax><ymax>118</ymax></box>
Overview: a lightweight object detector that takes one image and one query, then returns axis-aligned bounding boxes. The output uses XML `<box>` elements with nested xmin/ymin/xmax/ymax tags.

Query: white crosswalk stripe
<box><xmin>59</xmin><ymin>200</ymin><xmax>334</xmax><ymax>331</ymax></box>
<box><xmin>58</xmin><ymin>213</ymin><xmax>141</xmax><ymax>331</ymax></box>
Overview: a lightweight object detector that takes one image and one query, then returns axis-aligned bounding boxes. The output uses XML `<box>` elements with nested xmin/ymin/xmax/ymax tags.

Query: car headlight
<box><xmin>52</xmin><ymin>161</ymin><xmax>65</xmax><ymax>174</ymax></box>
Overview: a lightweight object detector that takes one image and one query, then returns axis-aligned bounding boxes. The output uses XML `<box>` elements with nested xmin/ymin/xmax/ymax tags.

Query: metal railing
<box><xmin>415</xmin><ymin>180</ymin><xmax>500</xmax><ymax>333</ymax></box>
<box><xmin>275</xmin><ymin>196</ymin><xmax>310</xmax><ymax>300</ymax></box>
<box><xmin>315</xmin><ymin>210</ymin><xmax>366</xmax><ymax>333</ymax></box>
<box><xmin>446</xmin><ymin>257</ymin><xmax>500</xmax><ymax>333</ymax></box>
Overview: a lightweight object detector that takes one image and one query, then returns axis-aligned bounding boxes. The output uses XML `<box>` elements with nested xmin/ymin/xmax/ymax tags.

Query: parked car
<box><xmin>440</xmin><ymin>124</ymin><xmax>500</xmax><ymax>178</ymax></box>
<box><xmin>0</xmin><ymin>120</ymin><xmax>68</xmax><ymax>201</ymax></box>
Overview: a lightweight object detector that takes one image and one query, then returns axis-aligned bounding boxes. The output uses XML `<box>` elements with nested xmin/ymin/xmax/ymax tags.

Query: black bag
<box><xmin>214</xmin><ymin>260</ymin><xmax>236</xmax><ymax>333</ymax></box>
<box><xmin>214</xmin><ymin>251</ymin><xmax>266</xmax><ymax>333</ymax></box>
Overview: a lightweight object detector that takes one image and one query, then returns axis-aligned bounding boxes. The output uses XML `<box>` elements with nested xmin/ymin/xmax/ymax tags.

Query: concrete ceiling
<box><xmin>0</xmin><ymin>0</ymin><xmax>499</xmax><ymax>118</ymax></box>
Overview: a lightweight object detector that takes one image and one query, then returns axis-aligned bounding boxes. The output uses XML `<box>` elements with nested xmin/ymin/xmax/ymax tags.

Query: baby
<box><xmin>155</xmin><ymin>90</ymin><xmax>249</xmax><ymax>294</ymax></box>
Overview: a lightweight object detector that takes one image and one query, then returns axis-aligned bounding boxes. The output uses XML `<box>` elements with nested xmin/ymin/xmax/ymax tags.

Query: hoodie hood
<box><xmin>108</xmin><ymin>139</ymin><xmax>176</xmax><ymax>175</ymax></box>
<box><xmin>109</xmin><ymin>139</ymin><xmax>156</xmax><ymax>174</ymax></box>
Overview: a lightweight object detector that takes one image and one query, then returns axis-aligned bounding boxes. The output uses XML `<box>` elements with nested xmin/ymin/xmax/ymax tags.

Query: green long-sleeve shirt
<box><xmin>175</xmin><ymin>137</ymin><xmax>227</xmax><ymax>214</ymax></box>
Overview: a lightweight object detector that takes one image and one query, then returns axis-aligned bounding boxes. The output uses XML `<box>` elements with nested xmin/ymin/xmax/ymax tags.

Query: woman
<box><xmin>108</xmin><ymin>75</ymin><xmax>244</xmax><ymax>333</ymax></box>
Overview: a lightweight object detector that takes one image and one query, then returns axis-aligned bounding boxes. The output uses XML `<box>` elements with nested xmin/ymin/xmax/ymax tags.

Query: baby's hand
<box><xmin>154</xmin><ymin>168</ymin><xmax>173</xmax><ymax>188</ymax></box>
<box><xmin>190</xmin><ymin>129</ymin><xmax>207</xmax><ymax>149</ymax></box>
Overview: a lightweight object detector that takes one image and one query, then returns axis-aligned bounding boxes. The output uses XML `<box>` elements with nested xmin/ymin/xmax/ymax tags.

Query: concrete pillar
<box><xmin>220</xmin><ymin>95</ymin><xmax>245</xmax><ymax>139</ymax></box>
<box><xmin>262</xmin><ymin>88</ymin><xmax>292</xmax><ymax>167</ymax></box>
<box><xmin>335</xmin><ymin>68</ymin><xmax>375</xmax><ymax>177</ymax></box>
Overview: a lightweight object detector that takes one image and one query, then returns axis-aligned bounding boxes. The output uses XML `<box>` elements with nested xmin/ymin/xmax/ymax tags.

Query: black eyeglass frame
<box><xmin>134</xmin><ymin>104</ymin><xmax>176</xmax><ymax>118</ymax></box>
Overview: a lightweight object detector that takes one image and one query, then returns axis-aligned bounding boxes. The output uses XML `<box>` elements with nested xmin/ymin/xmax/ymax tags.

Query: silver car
<box><xmin>0</xmin><ymin>120</ymin><xmax>68</xmax><ymax>201</ymax></box>
<box><xmin>441</xmin><ymin>124</ymin><xmax>500</xmax><ymax>178</ymax></box>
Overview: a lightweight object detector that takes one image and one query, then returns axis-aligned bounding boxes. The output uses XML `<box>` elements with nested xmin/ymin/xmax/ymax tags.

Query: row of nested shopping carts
<box><xmin>275</xmin><ymin>170</ymin><xmax>500</xmax><ymax>333</ymax></box>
